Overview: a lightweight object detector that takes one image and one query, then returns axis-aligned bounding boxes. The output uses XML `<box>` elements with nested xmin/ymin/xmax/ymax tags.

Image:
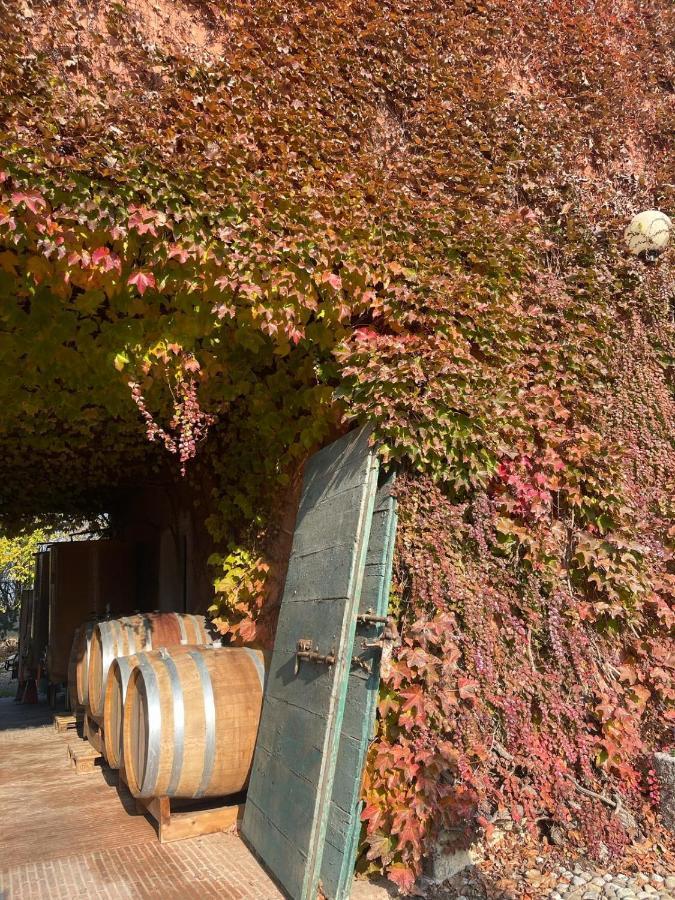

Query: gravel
<box><xmin>408</xmin><ymin>859</ymin><xmax>675</xmax><ymax>899</ymax></box>
<box><xmin>550</xmin><ymin>865</ymin><xmax>675</xmax><ymax>900</ymax></box>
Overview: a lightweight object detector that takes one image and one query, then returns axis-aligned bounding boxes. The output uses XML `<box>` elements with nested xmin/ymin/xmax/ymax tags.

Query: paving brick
<box><xmin>0</xmin><ymin>701</ymin><xmax>284</xmax><ymax>900</ymax></box>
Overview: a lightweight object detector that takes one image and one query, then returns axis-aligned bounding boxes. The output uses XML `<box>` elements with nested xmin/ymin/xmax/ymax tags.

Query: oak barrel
<box><xmin>104</xmin><ymin>644</ymin><xmax>203</xmax><ymax>768</ymax></box>
<box><xmin>67</xmin><ymin>624</ymin><xmax>83</xmax><ymax>710</ymax></box>
<box><xmin>67</xmin><ymin>620</ymin><xmax>97</xmax><ymax>711</ymax></box>
<box><xmin>123</xmin><ymin>646</ymin><xmax>265</xmax><ymax>799</ymax></box>
<box><xmin>87</xmin><ymin>612</ymin><xmax>212</xmax><ymax>719</ymax></box>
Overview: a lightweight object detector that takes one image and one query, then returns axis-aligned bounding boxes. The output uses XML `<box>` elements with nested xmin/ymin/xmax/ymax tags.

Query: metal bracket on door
<box><xmin>352</xmin><ymin>637</ymin><xmax>386</xmax><ymax>674</ymax></box>
<box><xmin>351</xmin><ymin>617</ymin><xmax>400</xmax><ymax>674</ymax></box>
<box><xmin>295</xmin><ymin>639</ymin><xmax>336</xmax><ymax>674</ymax></box>
<box><xmin>359</xmin><ymin>616</ymin><xmax>398</xmax><ymax>648</ymax></box>
<box><xmin>356</xmin><ymin>609</ymin><xmax>389</xmax><ymax>626</ymax></box>
<box><xmin>295</xmin><ymin>619</ymin><xmax>399</xmax><ymax>676</ymax></box>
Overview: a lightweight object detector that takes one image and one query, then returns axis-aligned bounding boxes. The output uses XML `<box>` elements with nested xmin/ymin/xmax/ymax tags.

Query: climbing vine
<box><xmin>0</xmin><ymin>0</ymin><xmax>673</xmax><ymax>890</ymax></box>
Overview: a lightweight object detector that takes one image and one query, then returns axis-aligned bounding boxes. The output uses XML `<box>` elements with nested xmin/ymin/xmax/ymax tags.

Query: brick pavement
<box><xmin>0</xmin><ymin>698</ymin><xmax>284</xmax><ymax>900</ymax></box>
<box><xmin>0</xmin><ymin>834</ymin><xmax>285</xmax><ymax>900</ymax></box>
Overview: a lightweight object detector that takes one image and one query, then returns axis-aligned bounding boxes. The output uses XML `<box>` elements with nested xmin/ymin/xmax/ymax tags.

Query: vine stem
<box><xmin>564</xmin><ymin>774</ymin><xmax>617</xmax><ymax>810</ymax></box>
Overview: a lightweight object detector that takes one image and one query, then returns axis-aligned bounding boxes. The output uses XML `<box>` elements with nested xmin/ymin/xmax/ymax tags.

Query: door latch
<box><xmin>295</xmin><ymin>639</ymin><xmax>336</xmax><ymax>674</ymax></box>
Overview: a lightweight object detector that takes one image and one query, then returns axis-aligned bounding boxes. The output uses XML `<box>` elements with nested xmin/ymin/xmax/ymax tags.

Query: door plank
<box><xmin>242</xmin><ymin>427</ymin><xmax>379</xmax><ymax>900</ymax></box>
<box><xmin>320</xmin><ymin>473</ymin><xmax>398</xmax><ymax>899</ymax></box>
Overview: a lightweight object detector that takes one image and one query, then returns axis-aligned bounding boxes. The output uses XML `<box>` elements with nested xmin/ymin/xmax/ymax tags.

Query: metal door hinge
<box><xmin>352</xmin><ymin>617</ymin><xmax>400</xmax><ymax>674</ymax></box>
<box><xmin>360</xmin><ymin>617</ymin><xmax>398</xmax><ymax>649</ymax></box>
<box><xmin>356</xmin><ymin>609</ymin><xmax>389</xmax><ymax>626</ymax></box>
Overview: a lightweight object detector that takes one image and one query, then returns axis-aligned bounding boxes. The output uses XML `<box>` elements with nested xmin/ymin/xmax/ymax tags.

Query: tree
<box><xmin>0</xmin><ymin>530</ymin><xmax>46</xmax><ymax>638</ymax></box>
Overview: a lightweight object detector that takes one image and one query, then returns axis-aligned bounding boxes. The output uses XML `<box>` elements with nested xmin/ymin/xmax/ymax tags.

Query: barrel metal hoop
<box><xmin>176</xmin><ymin>614</ymin><xmax>189</xmax><ymax>645</ymax></box>
<box><xmin>188</xmin><ymin>614</ymin><xmax>207</xmax><ymax>644</ymax></box>
<box><xmin>162</xmin><ymin>653</ymin><xmax>185</xmax><ymax>797</ymax></box>
<box><xmin>188</xmin><ymin>650</ymin><xmax>216</xmax><ymax>798</ymax></box>
<box><xmin>243</xmin><ymin>647</ymin><xmax>266</xmax><ymax>692</ymax></box>
<box><xmin>136</xmin><ymin>652</ymin><xmax>162</xmax><ymax>797</ymax></box>
<box><xmin>117</xmin><ymin>655</ymin><xmax>133</xmax><ymax>704</ymax></box>
<box><xmin>81</xmin><ymin>622</ymin><xmax>95</xmax><ymax>703</ymax></box>
<box><xmin>99</xmin><ymin>623</ymin><xmax>116</xmax><ymax>711</ymax></box>
<box><xmin>114</xmin><ymin>620</ymin><xmax>125</xmax><ymax>667</ymax></box>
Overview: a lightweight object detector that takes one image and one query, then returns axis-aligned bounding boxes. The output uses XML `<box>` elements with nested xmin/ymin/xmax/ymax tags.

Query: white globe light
<box><xmin>624</xmin><ymin>209</ymin><xmax>672</xmax><ymax>257</ymax></box>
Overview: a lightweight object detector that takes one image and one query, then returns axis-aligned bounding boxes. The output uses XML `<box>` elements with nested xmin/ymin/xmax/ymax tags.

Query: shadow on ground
<box><xmin>0</xmin><ymin>695</ymin><xmax>62</xmax><ymax>731</ymax></box>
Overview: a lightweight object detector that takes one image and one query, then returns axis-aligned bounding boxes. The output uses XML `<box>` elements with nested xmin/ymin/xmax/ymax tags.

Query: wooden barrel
<box><xmin>87</xmin><ymin>613</ymin><xmax>212</xmax><ymax>719</ymax></box>
<box><xmin>103</xmin><ymin>644</ymin><xmax>204</xmax><ymax>769</ymax></box>
<box><xmin>67</xmin><ymin>620</ymin><xmax>97</xmax><ymax>711</ymax></box>
<box><xmin>67</xmin><ymin>625</ymin><xmax>83</xmax><ymax>710</ymax></box>
<box><xmin>123</xmin><ymin>646</ymin><xmax>265</xmax><ymax>799</ymax></box>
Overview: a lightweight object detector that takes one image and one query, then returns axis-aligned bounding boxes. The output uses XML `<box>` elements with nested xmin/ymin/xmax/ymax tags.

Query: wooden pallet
<box><xmin>68</xmin><ymin>741</ymin><xmax>102</xmax><ymax>774</ymax></box>
<box><xmin>119</xmin><ymin>767</ymin><xmax>242</xmax><ymax>843</ymax></box>
<box><xmin>83</xmin><ymin>713</ymin><xmax>105</xmax><ymax>757</ymax></box>
<box><xmin>135</xmin><ymin>795</ymin><xmax>242</xmax><ymax>843</ymax></box>
<box><xmin>53</xmin><ymin>712</ymin><xmax>83</xmax><ymax>734</ymax></box>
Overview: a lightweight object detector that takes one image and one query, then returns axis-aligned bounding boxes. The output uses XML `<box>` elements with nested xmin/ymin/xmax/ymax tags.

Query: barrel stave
<box><xmin>76</xmin><ymin>621</ymin><xmax>96</xmax><ymax>707</ymax></box>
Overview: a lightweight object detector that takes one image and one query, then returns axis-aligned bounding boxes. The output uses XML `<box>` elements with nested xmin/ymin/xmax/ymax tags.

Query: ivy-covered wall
<box><xmin>0</xmin><ymin>0</ymin><xmax>673</xmax><ymax>890</ymax></box>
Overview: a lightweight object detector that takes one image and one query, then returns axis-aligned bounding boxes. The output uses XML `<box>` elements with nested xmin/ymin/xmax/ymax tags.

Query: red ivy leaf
<box><xmin>236</xmin><ymin>616</ymin><xmax>258</xmax><ymax>643</ymax></box>
<box><xmin>387</xmin><ymin>863</ymin><xmax>416</xmax><ymax>894</ymax></box>
<box><xmin>183</xmin><ymin>356</ymin><xmax>201</xmax><ymax>373</ymax></box>
<box><xmin>458</xmin><ymin>677</ymin><xmax>479</xmax><ymax>702</ymax></box>
<box><xmin>354</xmin><ymin>327</ymin><xmax>379</xmax><ymax>344</ymax></box>
<box><xmin>394</xmin><ymin>812</ymin><xmax>423</xmax><ymax>851</ymax></box>
<box><xmin>362</xmin><ymin>801</ymin><xmax>386</xmax><ymax>834</ymax></box>
<box><xmin>167</xmin><ymin>244</ymin><xmax>190</xmax><ymax>263</ymax></box>
<box><xmin>91</xmin><ymin>246</ymin><xmax>121</xmax><ymax>273</ymax></box>
<box><xmin>127</xmin><ymin>270</ymin><xmax>156</xmax><ymax>295</ymax></box>
<box><xmin>319</xmin><ymin>270</ymin><xmax>342</xmax><ymax>290</ymax></box>
<box><xmin>11</xmin><ymin>190</ymin><xmax>46</xmax><ymax>214</ymax></box>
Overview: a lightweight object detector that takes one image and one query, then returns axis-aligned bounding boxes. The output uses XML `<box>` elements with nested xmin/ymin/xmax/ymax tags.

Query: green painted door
<box><xmin>242</xmin><ymin>427</ymin><xmax>380</xmax><ymax>900</ymax></box>
<box><xmin>320</xmin><ymin>472</ymin><xmax>397</xmax><ymax>899</ymax></box>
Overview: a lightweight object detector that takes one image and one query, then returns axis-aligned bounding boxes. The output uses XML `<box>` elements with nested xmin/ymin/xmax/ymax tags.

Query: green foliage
<box><xmin>0</xmin><ymin>529</ymin><xmax>45</xmax><ymax>588</ymax></box>
<box><xmin>0</xmin><ymin>528</ymin><xmax>47</xmax><ymax>636</ymax></box>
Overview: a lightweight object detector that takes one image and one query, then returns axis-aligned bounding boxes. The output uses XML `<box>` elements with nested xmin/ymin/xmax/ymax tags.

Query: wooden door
<box><xmin>242</xmin><ymin>427</ymin><xmax>380</xmax><ymax>900</ymax></box>
<box><xmin>320</xmin><ymin>472</ymin><xmax>397</xmax><ymax>899</ymax></box>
